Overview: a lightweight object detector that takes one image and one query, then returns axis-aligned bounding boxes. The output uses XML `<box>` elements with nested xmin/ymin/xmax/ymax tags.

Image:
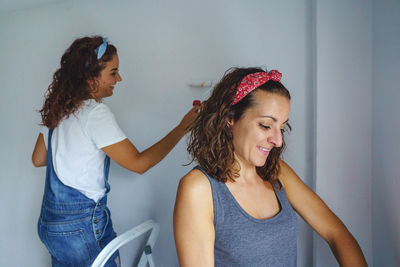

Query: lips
<box><xmin>257</xmin><ymin>146</ymin><xmax>271</xmax><ymax>155</ymax></box>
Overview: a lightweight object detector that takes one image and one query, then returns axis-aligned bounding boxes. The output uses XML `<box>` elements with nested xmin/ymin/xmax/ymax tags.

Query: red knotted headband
<box><xmin>232</xmin><ymin>70</ymin><xmax>282</xmax><ymax>105</ymax></box>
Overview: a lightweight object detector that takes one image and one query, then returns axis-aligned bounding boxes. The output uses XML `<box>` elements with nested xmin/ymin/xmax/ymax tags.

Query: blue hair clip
<box><xmin>94</xmin><ymin>37</ymin><xmax>108</xmax><ymax>59</ymax></box>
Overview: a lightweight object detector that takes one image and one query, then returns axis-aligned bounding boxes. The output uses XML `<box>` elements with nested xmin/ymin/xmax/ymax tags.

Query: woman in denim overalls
<box><xmin>32</xmin><ymin>36</ymin><xmax>200</xmax><ymax>267</ymax></box>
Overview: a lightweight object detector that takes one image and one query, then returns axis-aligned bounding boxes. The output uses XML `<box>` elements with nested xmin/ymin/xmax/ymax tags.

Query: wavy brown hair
<box><xmin>40</xmin><ymin>36</ymin><xmax>117</xmax><ymax>129</ymax></box>
<box><xmin>187</xmin><ymin>67</ymin><xmax>291</xmax><ymax>188</ymax></box>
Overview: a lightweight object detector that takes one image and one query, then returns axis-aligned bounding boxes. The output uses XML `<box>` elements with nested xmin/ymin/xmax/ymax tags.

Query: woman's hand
<box><xmin>177</xmin><ymin>103</ymin><xmax>201</xmax><ymax>133</ymax></box>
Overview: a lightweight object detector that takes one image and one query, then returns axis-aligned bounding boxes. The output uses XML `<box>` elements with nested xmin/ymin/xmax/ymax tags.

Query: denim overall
<box><xmin>38</xmin><ymin>129</ymin><xmax>119</xmax><ymax>267</ymax></box>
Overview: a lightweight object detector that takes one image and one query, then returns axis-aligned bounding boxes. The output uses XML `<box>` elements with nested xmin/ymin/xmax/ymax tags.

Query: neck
<box><xmin>232</xmin><ymin>156</ymin><xmax>260</xmax><ymax>184</ymax></box>
<box><xmin>90</xmin><ymin>94</ymin><xmax>102</xmax><ymax>103</ymax></box>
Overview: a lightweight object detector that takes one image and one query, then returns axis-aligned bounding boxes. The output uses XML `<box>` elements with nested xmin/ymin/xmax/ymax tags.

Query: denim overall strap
<box><xmin>38</xmin><ymin>129</ymin><xmax>118</xmax><ymax>267</ymax></box>
<box><xmin>103</xmin><ymin>153</ymin><xmax>111</xmax><ymax>193</ymax></box>
<box><xmin>43</xmin><ymin>129</ymin><xmax>110</xmax><ymax>203</ymax></box>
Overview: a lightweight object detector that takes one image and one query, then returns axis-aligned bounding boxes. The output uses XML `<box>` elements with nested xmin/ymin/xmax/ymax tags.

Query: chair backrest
<box><xmin>91</xmin><ymin>219</ymin><xmax>160</xmax><ymax>267</ymax></box>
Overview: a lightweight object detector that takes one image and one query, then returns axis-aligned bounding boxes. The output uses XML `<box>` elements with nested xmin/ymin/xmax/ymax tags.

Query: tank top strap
<box><xmin>194</xmin><ymin>166</ymin><xmax>223</xmax><ymax>187</ymax></box>
<box><xmin>274</xmin><ymin>185</ymin><xmax>292</xmax><ymax>211</ymax></box>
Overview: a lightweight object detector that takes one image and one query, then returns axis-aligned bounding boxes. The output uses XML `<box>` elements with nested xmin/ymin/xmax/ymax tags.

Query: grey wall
<box><xmin>314</xmin><ymin>0</ymin><xmax>373</xmax><ymax>266</ymax></box>
<box><xmin>372</xmin><ymin>0</ymin><xmax>400</xmax><ymax>266</ymax></box>
<box><xmin>0</xmin><ymin>1</ymin><xmax>314</xmax><ymax>266</ymax></box>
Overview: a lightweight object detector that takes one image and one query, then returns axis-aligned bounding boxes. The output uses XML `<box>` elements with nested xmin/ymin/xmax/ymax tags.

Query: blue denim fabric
<box><xmin>38</xmin><ymin>129</ymin><xmax>119</xmax><ymax>267</ymax></box>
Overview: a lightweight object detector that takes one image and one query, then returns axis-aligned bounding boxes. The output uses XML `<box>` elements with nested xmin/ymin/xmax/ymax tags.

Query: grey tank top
<box><xmin>196</xmin><ymin>166</ymin><xmax>299</xmax><ymax>267</ymax></box>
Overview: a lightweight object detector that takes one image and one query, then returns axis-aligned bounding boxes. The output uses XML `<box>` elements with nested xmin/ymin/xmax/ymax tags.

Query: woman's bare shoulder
<box><xmin>175</xmin><ymin>168</ymin><xmax>214</xmax><ymax>223</ymax></box>
<box><xmin>278</xmin><ymin>159</ymin><xmax>300</xmax><ymax>188</ymax></box>
<box><xmin>178</xmin><ymin>168</ymin><xmax>211</xmax><ymax>195</ymax></box>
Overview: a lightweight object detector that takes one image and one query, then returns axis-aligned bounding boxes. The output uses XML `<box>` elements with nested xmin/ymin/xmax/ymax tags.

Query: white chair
<box><xmin>91</xmin><ymin>220</ymin><xmax>160</xmax><ymax>267</ymax></box>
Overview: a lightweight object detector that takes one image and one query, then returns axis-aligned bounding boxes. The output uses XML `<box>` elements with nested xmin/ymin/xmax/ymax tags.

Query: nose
<box><xmin>117</xmin><ymin>73</ymin><xmax>122</xmax><ymax>82</ymax></box>
<box><xmin>268</xmin><ymin>128</ymin><xmax>283</xmax><ymax>148</ymax></box>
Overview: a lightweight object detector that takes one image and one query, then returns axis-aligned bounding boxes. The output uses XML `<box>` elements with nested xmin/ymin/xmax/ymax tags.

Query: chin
<box><xmin>253</xmin><ymin>159</ymin><xmax>267</xmax><ymax>167</ymax></box>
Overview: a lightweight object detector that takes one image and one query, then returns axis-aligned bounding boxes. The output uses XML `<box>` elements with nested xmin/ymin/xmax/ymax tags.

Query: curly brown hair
<box><xmin>40</xmin><ymin>36</ymin><xmax>117</xmax><ymax>129</ymax></box>
<box><xmin>187</xmin><ymin>67</ymin><xmax>291</xmax><ymax>188</ymax></box>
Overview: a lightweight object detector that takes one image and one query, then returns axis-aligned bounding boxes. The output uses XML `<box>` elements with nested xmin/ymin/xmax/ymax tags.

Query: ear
<box><xmin>227</xmin><ymin>118</ymin><xmax>234</xmax><ymax>127</ymax></box>
<box><xmin>87</xmin><ymin>78</ymin><xmax>99</xmax><ymax>91</ymax></box>
<box><xmin>87</xmin><ymin>78</ymin><xmax>95</xmax><ymax>88</ymax></box>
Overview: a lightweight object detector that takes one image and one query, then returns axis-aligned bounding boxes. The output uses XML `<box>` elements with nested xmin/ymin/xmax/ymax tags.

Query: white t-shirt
<box><xmin>41</xmin><ymin>99</ymin><xmax>127</xmax><ymax>202</ymax></box>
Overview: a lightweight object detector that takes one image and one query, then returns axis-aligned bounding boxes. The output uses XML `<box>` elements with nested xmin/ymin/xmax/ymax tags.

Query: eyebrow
<box><xmin>259</xmin><ymin>115</ymin><xmax>289</xmax><ymax>124</ymax></box>
<box><xmin>110</xmin><ymin>68</ymin><xmax>118</xmax><ymax>71</ymax></box>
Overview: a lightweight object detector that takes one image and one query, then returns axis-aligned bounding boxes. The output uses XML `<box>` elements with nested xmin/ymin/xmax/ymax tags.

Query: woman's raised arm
<box><xmin>102</xmin><ymin>106</ymin><xmax>199</xmax><ymax>174</ymax></box>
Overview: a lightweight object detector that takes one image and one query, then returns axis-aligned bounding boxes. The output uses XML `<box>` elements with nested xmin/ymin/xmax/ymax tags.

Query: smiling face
<box><xmin>230</xmin><ymin>90</ymin><xmax>290</xmax><ymax>169</ymax></box>
<box><xmin>91</xmin><ymin>54</ymin><xmax>122</xmax><ymax>101</ymax></box>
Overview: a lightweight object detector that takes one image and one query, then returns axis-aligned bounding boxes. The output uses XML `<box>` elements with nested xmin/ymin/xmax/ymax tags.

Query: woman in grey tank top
<box><xmin>174</xmin><ymin>67</ymin><xmax>367</xmax><ymax>267</ymax></box>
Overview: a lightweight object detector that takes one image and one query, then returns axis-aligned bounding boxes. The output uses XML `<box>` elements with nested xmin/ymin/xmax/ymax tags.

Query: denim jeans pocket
<box><xmin>44</xmin><ymin>229</ymin><xmax>91</xmax><ymax>266</ymax></box>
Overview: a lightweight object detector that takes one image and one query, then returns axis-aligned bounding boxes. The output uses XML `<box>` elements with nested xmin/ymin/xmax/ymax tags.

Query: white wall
<box><xmin>4</xmin><ymin>1</ymin><xmax>390</xmax><ymax>266</ymax></box>
<box><xmin>0</xmin><ymin>1</ymin><xmax>314</xmax><ymax>266</ymax></box>
<box><xmin>314</xmin><ymin>0</ymin><xmax>373</xmax><ymax>266</ymax></box>
<box><xmin>372</xmin><ymin>0</ymin><xmax>400</xmax><ymax>266</ymax></box>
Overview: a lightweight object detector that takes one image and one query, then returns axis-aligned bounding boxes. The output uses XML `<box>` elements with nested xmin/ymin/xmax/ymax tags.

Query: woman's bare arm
<box><xmin>279</xmin><ymin>160</ymin><xmax>367</xmax><ymax>267</ymax></box>
<box><xmin>173</xmin><ymin>169</ymin><xmax>215</xmax><ymax>267</ymax></box>
<box><xmin>32</xmin><ymin>133</ymin><xmax>47</xmax><ymax>167</ymax></box>
<box><xmin>102</xmin><ymin>106</ymin><xmax>199</xmax><ymax>174</ymax></box>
